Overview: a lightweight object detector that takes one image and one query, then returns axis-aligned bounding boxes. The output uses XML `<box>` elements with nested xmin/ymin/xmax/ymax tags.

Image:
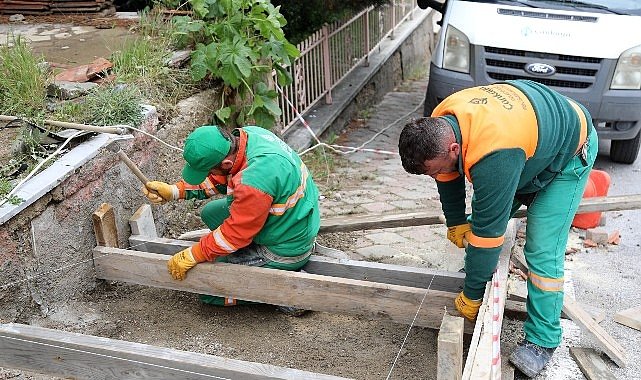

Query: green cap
<box><xmin>182</xmin><ymin>126</ymin><xmax>231</xmax><ymax>185</ymax></box>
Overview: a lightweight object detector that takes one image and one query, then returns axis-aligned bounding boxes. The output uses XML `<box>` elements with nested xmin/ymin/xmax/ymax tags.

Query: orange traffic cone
<box><xmin>572</xmin><ymin>169</ymin><xmax>611</xmax><ymax>229</ymax></box>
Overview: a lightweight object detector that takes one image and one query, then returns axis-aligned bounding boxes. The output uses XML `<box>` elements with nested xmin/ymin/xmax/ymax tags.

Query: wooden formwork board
<box><xmin>0</xmin><ymin>323</ymin><xmax>349</xmax><ymax>380</ymax></box>
<box><xmin>93</xmin><ymin>245</ymin><xmax>473</xmax><ymax>332</ymax></box>
<box><xmin>174</xmin><ymin>194</ymin><xmax>641</xmax><ymax>240</ymax></box>
<box><xmin>461</xmin><ymin>220</ymin><xmax>516</xmax><ymax>380</ymax></box>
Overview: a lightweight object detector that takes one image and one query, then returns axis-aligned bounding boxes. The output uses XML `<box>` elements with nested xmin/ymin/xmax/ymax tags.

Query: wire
<box><xmin>121</xmin><ymin>124</ymin><xmax>183</xmax><ymax>152</ymax></box>
<box><xmin>277</xmin><ymin>83</ymin><xmax>423</xmax><ymax>158</ymax></box>
<box><xmin>386</xmin><ymin>274</ymin><xmax>436</xmax><ymax>380</ymax></box>
<box><xmin>0</xmin><ymin>129</ymin><xmax>84</xmax><ymax>208</ymax></box>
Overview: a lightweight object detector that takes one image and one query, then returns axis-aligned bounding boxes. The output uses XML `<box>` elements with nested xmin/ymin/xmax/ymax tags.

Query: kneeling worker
<box><xmin>143</xmin><ymin>125</ymin><xmax>320</xmax><ymax>310</ymax></box>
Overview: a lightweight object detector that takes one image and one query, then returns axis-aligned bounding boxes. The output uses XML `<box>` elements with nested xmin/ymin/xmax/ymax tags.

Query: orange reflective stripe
<box><xmin>269</xmin><ymin>163</ymin><xmax>308</xmax><ymax>216</ymax></box>
<box><xmin>528</xmin><ymin>271</ymin><xmax>564</xmax><ymax>292</ymax></box>
<box><xmin>466</xmin><ymin>232</ymin><xmax>504</xmax><ymax>249</ymax></box>
<box><xmin>224</xmin><ymin>297</ymin><xmax>237</xmax><ymax>306</ymax></box>
<box><xmin>567</xmin><ymin>99</ymin><xmax>588</xmax><ymax>155</ymax></box>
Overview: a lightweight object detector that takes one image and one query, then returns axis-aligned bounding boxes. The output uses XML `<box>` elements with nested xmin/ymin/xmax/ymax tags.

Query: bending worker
<box><xmin>142</xmin><ymin>125</ymin><xmax>320</xmax><ymax>309</ymax></box>
<box><xmin>398</xmin><ymin>79</ymin><xmax>596</xmax><ymax>378</ymax></box>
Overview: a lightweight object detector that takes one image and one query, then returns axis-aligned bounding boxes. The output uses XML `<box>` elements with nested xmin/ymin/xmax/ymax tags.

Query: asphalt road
<box><xmin>566</xmin><ymin>141</ymin><xmax>641</xmax><ymax>380</ymax></box>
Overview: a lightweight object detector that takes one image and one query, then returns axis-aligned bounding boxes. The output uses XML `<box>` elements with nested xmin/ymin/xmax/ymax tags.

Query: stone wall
<box><xmin>0</xmin><ymin>111</ymin><xmax>156</xmax><ymax>321</ymax></box>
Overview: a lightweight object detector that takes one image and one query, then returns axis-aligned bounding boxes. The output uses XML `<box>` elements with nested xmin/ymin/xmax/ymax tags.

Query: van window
<box><xmin>464</xmin><ymin>0</ymin><xmax>641</xmax><ymax>15</ymax></box>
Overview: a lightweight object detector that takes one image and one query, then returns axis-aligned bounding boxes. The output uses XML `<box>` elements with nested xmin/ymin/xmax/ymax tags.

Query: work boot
<box><xmin>277</xmin><ymin>305</ymin><xmax>309</xmax><ymax>317</ymax></box>
<box><xmin>509</xmin><ymin>340</ymin><xmax>556</xmax><ymax>378</ymax></box>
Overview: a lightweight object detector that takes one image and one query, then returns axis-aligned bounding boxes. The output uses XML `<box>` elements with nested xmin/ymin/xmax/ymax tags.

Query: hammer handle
<box><xmin>117</xmin><ymin>151</ymin><xmax>149</xmax><ymax>184</ymax></box>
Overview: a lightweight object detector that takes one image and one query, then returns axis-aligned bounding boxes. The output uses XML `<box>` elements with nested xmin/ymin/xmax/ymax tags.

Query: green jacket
<box><xmin>177</xmin><ymin>126</ymin><xmax>320</xmax><ymax>260</ymax></box>
<box><xmin>432</xmin><ymin>80</ymin><xmax>592</xmax><ymax>299</ymax></box>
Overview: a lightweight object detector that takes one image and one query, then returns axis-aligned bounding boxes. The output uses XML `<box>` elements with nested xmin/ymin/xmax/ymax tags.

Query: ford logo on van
<box><xmin>524</xmin><ymin>63</ymin><xmax>556</xmax><ymax>76</ymax></box>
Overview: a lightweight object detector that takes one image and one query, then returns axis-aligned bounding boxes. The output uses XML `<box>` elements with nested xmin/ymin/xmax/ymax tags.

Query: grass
<box><xmin>301</xmin><ymin>132</ymin><xmax>348</xmax><ymax>191</ymax></box>
<box><xmin>0</xmin><ymin>35</ymin><xmax>49</xmax><ymax>119</ymax></box>
<box><xmin>0</xmin><ymin>178</ymin><xmax>23</xmax><ymax>205</ymax></box>
<box><xmin>110</xmin><ymin>11</ymin><xmax>197</xmax><ymax>112</ymax></box>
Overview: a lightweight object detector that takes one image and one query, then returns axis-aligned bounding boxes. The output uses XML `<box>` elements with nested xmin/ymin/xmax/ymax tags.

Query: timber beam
<box><xmin>93</xmin><ymin>245</ymin><xmax>474</xmax><ymax>332</ymax></box>
<box><xmin>0</xmin><ymin>323</ymin><xmax>349</xmax><ymax>380</ymax></box>
<box><xmin>175</xmin><ymin>194</ymin><xmax>641</xmax><ymax>239</ymax></box>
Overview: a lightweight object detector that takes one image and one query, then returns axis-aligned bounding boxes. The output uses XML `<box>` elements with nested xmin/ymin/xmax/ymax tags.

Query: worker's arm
<box><xmin>176</xmin><ymin>174</ymin><xmax>229</xmax><ymax>200</ymax></box>
<box><xmin>463</xmin><ymin>149</ymin><xmax>525</xmax><ymax>300</ymax></box>
<box><xmin>435</xmin><ymin>174</ymin><xmax>467</xmax><ymax>227</ymax></box>
<box><xmin>191</xmin><ymin>183</ymin><xmax>273</xmax><ymax>262</ymax></box>
<box><xmin>436</xmin><ymin>173</ymin><xmax>471</xmax><ymax>248</ymax></box>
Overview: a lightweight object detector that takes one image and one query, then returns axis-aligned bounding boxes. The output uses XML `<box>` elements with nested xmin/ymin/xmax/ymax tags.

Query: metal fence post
<box><xmin>364</xmin><ymin>10</ymin><xmax>370</xmax><ymax>67</ymax></box>
<box><xmin>390</xmin><ymin>0</ymin><xmax>396</xmax><ymax>39</ymax></box>
<box><xmin>322</xmin><ymin>25</ymin><xmax>333</xmax><ymax>104</ymax></box>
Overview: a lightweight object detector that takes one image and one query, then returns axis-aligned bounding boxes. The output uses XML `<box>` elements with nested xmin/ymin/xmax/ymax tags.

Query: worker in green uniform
<box><xmin>142</xmin><ymin>125</ymin><xmax>320</xmax><ymax>313</ymax></box>
<box><xmin>398</xmin><ymin>80</ymin><xmax>597</xmax><ymax>377</ymax></box>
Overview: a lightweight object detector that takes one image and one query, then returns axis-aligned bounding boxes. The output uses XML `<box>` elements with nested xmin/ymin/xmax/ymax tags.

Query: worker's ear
<box><xmin>219</xmin><ymin>158</ymin><xmax>234</xmax><ymax>170</ymax></box>
<box><xmin>448</xmin><ymin>142</ymin><xmax>460</xmax><ymax>159</ymax></box>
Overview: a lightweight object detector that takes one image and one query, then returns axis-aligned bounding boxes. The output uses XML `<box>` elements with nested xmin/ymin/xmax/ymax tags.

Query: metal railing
<box><xmin>278</xmin><ymin>1</ymin><xmax>418</xmax><ymax>132</ymax></box>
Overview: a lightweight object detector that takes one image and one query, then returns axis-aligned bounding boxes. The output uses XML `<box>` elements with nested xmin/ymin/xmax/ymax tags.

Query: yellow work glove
<box><xmin>447</xmin><ymin>223</ymin><xmax>471</xmax><ymax>248</ymax></box>
<box><xmin>454</xmin><ymin>292</ymin><xmax>482</xmax><ymax>321</ymax></box>
<box><xmin>167</xmin><ymin>247</ymin><xmax>198</xmax><ymax>280</ymax></box>
<box><xmin>143</xmin><ymin>181</ymin><xmax>179</xmax><ymax>205</ymax></box>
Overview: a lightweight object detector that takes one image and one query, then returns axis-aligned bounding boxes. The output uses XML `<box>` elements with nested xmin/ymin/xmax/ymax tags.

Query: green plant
<box><xmin>84</xmin><ymin>85</ymin><xmax>144</xmax><ymax>127</ymax></box>
<box><xmin>172</xmin><ymin>0</ymin><xmax>299</xmax><ymax>129</ymax></box>
<box><xmin>0</xmin><ymin>179</ymin><xmax>23</xmax><ymax>205</ymax></box>
<box><xmin>0</xmin><ymin>35</ymin><xmax>49</xmax><ymax>118</ymax></box>
<box><xmin>110</xmin><ymin>30</ymin><xmax>196</xmax><ymax>110</ymax></box>
<box><xmin>52</xmin><ymin>85</ymin><xmax>143</xmax><ymax>127</ymax></box>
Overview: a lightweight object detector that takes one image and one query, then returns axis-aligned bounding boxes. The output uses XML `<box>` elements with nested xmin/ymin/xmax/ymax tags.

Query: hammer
<box><xmin>106</xmin><ymin>143</ymin><xmax>158</xmax><ymax>195</ymax></box>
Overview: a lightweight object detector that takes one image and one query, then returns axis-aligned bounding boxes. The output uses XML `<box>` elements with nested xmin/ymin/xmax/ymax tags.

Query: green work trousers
<box><xmin>199</xmin><ymin>198</ymin><xmax>307</xmax><ymax>306</ymax></box>
<box><xmin>511</xmin><ymin>130</ymin><xmax>597</xmax><ymax>348</ymax></box>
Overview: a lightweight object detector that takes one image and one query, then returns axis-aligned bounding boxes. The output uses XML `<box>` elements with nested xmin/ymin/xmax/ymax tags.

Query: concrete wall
<box><xmin>0</xmin><ymin>112</ymin><xmax>158</xmax><ymax>321</ymax></box>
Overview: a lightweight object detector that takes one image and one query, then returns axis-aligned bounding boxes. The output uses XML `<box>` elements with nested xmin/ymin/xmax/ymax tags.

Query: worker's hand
<box><xmin>167</xmin><ymin>247</ymin><xmax>198</xmax><ymax>280</ymax></box>
<box><xmin>447</xmin><ymin>223</ymin><xmax>471</xmax><ymax>248</ymax></box>
<box><xmin>454</xmin><ymin>292</ymin><xmax>482</xmax><ymax>321</ymax></box>
<box><xmin>143</xmin><ymin>181</ymin><xmax>178</xmax><ymax>205</ymax></box>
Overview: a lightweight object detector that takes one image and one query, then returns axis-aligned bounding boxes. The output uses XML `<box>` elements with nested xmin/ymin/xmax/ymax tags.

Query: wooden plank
<box><xmin>92</xmin><ymin>203</ymin><xmax>118</xmax><ymax>248</ymax></box>
<box><xmin>304</xmin><ymin>255</ymin><xmax>465</xmax><ymax>292</ymax></box>
<box><xmin>563</xmin><ymin>297</ymin><xmax>627</xmax><ymax>367</ymax></box>
<box><xmin>93</xmin><ymin>246</ymin><xmax>474</xmax><ymax>332</ymax></box>
<box><xmin>128</xmin><ymin>235</ymin><xmax>465</xmax><ymax>293</ymax></box>
<box><xmin>613</xmin><ymin>305</ymin><xmax>641</xmax><ymax>331</ymax></box>
<box><xmin>176</xmin><ymin>194</ymin><xmax>641</xmax><ymax>237</ymax></box>
<box><xmin>0</xmin><ymin>323</ymin><xmax>349</xmax><ymax>380</ymax></box>
<box><xmin>129</xmin><ymin>204</ymin><xmax>158</xmax><ymax>238</ymax></box>
<box><xmin>463</xmin><ymin>220</ymin><xmax>516</xmax><ymax>380</ymax></box>
<box><xmin>129</xmin><ymin>235</ymin><xmax>192</xmax><ymax>254</ymax></box>
<box><xmin>569</xmin><ymin>347</ymin><xmax>617</xmax><ymax>380</ymax></box>
<box><xmin>437</xmin><ymin>314</ymin><xmax>464</xmax><ymax>380</ymax></box>
<box><xmin>320</xmin><ymin>211</ymin><xmax>443</xmax><ymax>233</ymax></box>
<box><xmin>320</xmin><ymin>194</ymin><xmax>641</xmax><ymax>233</ymax></box>
<box><xmin>177</xmin><ymin>228</ymin><xmax>209</xmax><ymax>241</ymax></box>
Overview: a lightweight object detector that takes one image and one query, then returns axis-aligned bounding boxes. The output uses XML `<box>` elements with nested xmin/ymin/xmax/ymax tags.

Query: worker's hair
<box><xmin>398</xmin><ymin>117</ymin><xmax>453</xmax><ymax>175</ymax></box>
<box><xmin>218</xmin><ymin>127</ymin><xmax>237</xmax><ymax>154</ymax></box>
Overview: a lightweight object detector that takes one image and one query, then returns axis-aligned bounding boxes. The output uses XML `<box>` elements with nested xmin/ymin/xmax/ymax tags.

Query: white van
<box><xmin>418</xmin><ymin>0</ymin><xmax>641</xmax><ymax>163</ymax></box>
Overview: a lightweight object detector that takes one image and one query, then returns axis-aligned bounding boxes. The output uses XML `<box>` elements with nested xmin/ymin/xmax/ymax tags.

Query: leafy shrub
<box><xmin>172</xmin><ymin>0</ymin><xmax>299</xmax><ymax>129</ymax></box>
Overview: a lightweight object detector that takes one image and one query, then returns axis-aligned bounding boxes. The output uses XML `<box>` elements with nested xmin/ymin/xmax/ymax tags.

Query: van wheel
<box><xmin>610</xmin><ymin>131</ymin><xmax>640</xmax><ymax>164</ymax></box>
